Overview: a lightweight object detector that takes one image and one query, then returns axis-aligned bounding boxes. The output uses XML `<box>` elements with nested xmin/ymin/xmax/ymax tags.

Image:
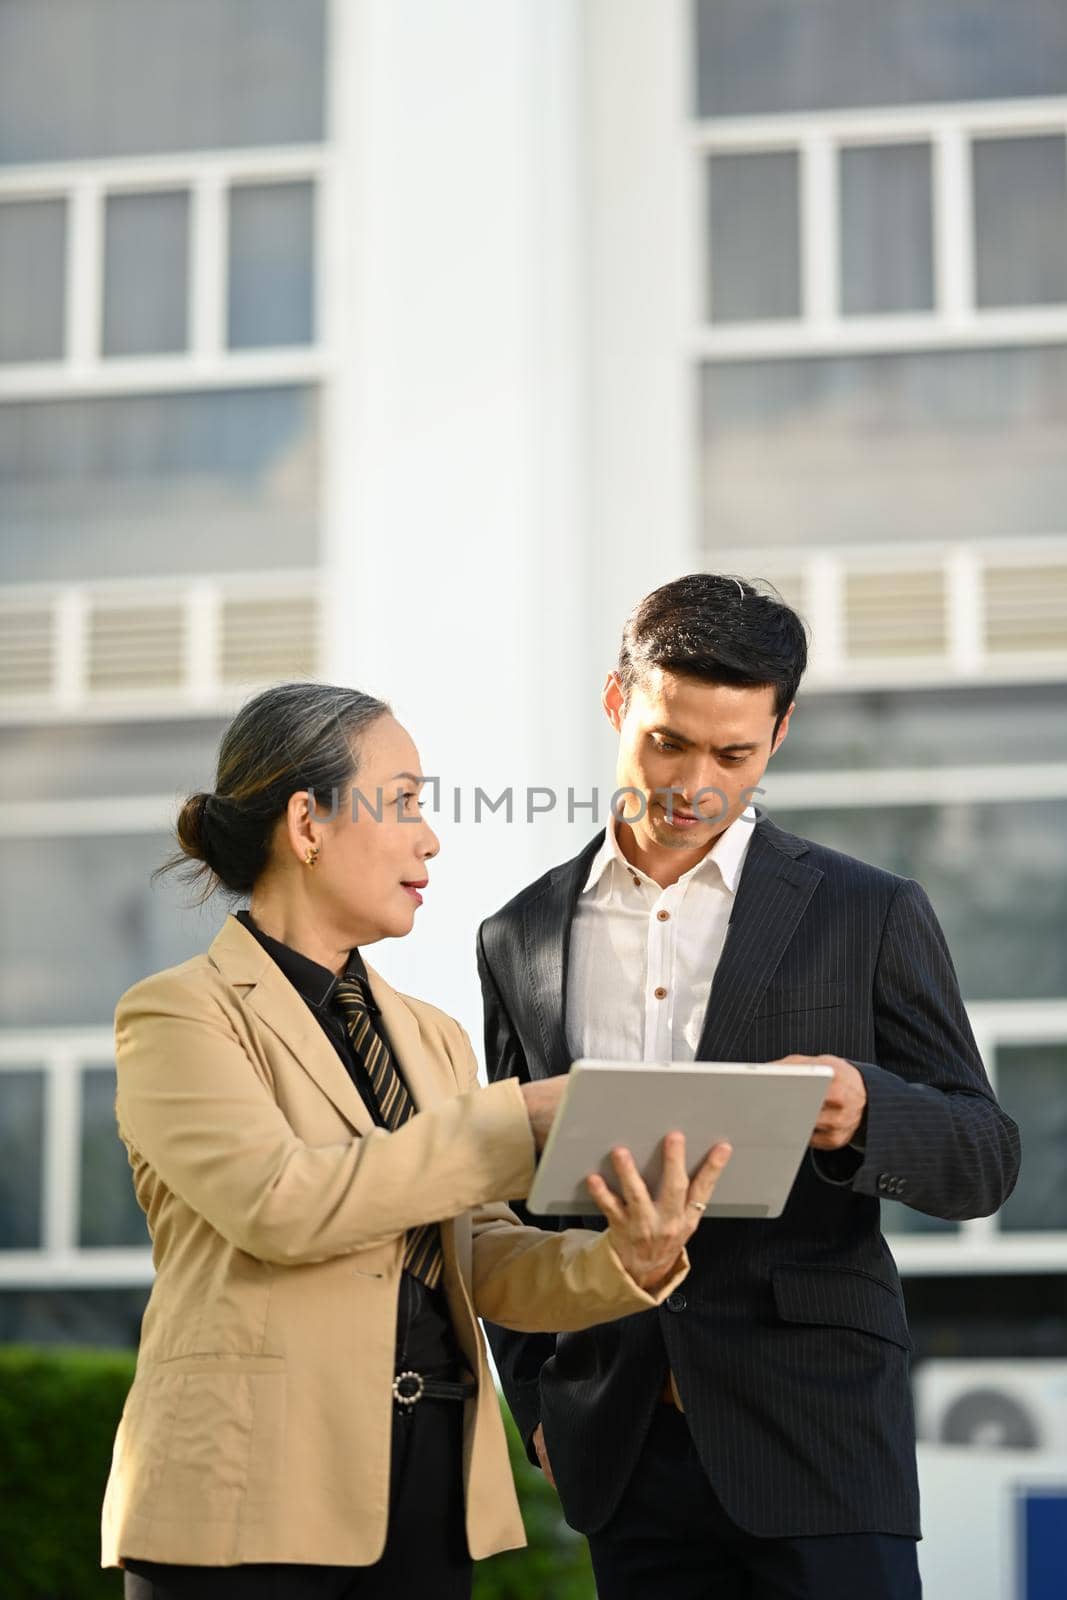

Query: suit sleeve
<box><xmin>475</xmin><ymin>921</ymin><xmax>564</xmax><ymax>1454</ymax></box>
<box><xmin>114</xmin><ymin>971</ymin><xmax>537</xmax><ymax>1266</ymax></box>
<box><xmin>815</xmin><ymin>877</ymin><xmax>1021</xmax><ymax>1220</ymax></box>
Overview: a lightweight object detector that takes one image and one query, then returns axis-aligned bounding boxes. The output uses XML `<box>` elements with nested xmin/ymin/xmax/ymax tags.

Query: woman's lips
<box><xmin>402</xmin><ymin>879</ymin><xmax>428</xmax><ymax>906</ymax></box>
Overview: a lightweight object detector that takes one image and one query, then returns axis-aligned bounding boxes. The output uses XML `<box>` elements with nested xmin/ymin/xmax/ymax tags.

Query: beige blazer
<box><xmin>101</xmin><ymin>913</ymin><xmax>686</xmax><ymax>1569</ymax></box>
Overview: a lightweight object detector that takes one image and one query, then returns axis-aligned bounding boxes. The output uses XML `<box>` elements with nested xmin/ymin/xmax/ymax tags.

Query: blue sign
<box><xmin>1017</xmin><ymin>1486</ymin><xmax>1067</xmax><ymax>1600</ymax></box>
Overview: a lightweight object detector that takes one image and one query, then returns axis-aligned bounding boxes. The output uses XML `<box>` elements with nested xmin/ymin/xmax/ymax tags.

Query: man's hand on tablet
<box><xmin>519</xmin><ymin>1076</ymin><xmax>569</xmax><ymax>1151</ymax></box>
<box><xmin>772</xmin><ymin>1053</ymin><xmax>868</xmax><ymax>1150</ymax></box>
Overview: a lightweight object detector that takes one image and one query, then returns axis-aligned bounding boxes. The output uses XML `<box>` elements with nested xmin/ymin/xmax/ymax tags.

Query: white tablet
<box><xmin>526</xmin><ymin>1059</ymin><xmax>833</xmax><ymax>1220</ymax></box>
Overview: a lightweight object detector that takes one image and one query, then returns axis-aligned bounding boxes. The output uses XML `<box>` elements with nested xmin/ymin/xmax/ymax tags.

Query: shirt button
<box><xmin>657</xmin><ymin>910</ymin><xmax>671</xmax><ymax>922</ymax></box>
<box><xmin>666</xmin><ymin>1293</ymin><xmax>687</xmax><ymax>1313</ymax></box>
<box><xmin>653</xmin><ymin>986</ymin><xmax>668</xmax><ymax>1000</ymax></box>
<box><xmin>629</xmin><ymin>872</ymin><xmax>641</xmax><ymax>887</ymax></box>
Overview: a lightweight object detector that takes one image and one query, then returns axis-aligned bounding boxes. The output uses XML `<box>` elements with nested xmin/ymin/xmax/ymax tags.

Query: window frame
<box><xmin>693</xmin><ymin>95</ymin><xmax>1067</xmax><ymax>358</ymax></box>
<box><xmin>0</xmin><ymin>145</ymin><xmax>333</xmax><ymax>399</ymax></box>
<box><xmin>2</xmin><ymin>1002</ymin><xmax>1064</xmax><ymax>1285</ymax></box>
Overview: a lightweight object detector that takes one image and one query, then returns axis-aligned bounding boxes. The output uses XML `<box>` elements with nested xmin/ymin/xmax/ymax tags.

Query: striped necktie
<box><xmin>332</xmin><ymin>974</ymin><xmax>444</xmax><ymax>1290</ymax></box>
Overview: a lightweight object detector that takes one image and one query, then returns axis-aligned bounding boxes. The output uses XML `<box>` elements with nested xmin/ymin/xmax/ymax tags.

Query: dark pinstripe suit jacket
<box><xmin>477</xmin><ymin>817</ymin><xmax>1021</xmax><ymax>1539</ymax></box>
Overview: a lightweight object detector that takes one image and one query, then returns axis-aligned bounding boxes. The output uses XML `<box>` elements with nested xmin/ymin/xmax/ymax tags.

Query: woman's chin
<box><xmin>389</xmin><ymin>903</ymin><xmax>419</xmax><ymax>938</ymax></box>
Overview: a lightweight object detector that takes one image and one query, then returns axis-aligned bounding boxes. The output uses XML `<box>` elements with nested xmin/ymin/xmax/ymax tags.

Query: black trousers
<box><xmin>123</xmin><ymin>1396</ymin><xmax>471</xmax><ymax>1600</ymax></box>
<box><xmin>586</xmin><ymin>1404</ymin><xmax>922</xmax><ymax>1600</ymax></box>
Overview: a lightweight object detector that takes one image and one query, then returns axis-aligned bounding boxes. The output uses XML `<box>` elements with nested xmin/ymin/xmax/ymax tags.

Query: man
<box><xmin>478</xmin><ymin>573</ymin><xmax>1020</xmax><ymax>1600</ymax></box>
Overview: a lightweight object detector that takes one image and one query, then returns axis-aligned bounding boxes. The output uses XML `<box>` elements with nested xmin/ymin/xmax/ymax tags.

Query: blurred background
<box><xmin>1</xmin><ymin>1</ymin><xmax>1066</xmax><ymax>1594</ymax></box>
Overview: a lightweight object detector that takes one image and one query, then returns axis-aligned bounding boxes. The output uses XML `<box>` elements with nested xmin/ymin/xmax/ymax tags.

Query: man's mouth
<box><xmin>655</xmin><ymin>801</ymin><xmax>702</xmax><ymax>828</ymax></box>
<box><xmin>401</xmin><ymin>878</ymin><xmax>429</xmax><ymax>904</ymax></box>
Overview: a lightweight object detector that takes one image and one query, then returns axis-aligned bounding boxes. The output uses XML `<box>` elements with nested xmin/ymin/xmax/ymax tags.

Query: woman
<box><xmin>101</xmin><ymin>683</ymin><xmax>729</xmax><ymax>1599</ymax></box>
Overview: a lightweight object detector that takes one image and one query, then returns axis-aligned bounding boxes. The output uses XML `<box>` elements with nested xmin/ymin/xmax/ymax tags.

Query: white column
<box><xmin>584</xmin><ymin>0</ymin><xmax>692</xmax><ymax>680</ymax></box>
<box><xmin>321</xmin><ymin>0</ymin><xmax>594</xmax><ymax>1040</ymax></box>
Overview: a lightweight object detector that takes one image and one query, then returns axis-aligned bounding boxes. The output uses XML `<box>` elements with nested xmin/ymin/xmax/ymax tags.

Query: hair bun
<box><xmin>176</xmin><ymin>791</ymin><xmax>214</xmax><ymax>863</ymax></box>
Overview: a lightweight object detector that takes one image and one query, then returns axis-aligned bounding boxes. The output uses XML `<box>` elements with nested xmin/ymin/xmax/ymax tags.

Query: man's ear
<box><xmin>770</xmin><ymin>701</ymin><xmax>795</xmax><ymax>757</ymax></box>
<box><xmin>602</xmin><ymin>672</ymin><xmax>626</xmax><ymax>733</ymax></box>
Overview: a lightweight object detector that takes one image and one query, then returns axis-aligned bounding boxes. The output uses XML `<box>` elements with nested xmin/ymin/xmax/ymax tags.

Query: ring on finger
<box><xmin>687</xmin><ymin>1200</ymin><xmax>707</xmax><ymax>1212</ymax></box>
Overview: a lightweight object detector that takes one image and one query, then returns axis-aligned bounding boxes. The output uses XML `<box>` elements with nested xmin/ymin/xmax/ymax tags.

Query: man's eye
<box><xmin>653</xmin><ymin>737</ymin><xmax>681</xmax><ymax>753</ymax></box>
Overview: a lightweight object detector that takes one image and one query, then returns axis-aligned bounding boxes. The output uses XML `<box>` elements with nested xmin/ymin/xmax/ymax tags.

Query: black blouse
<box><xmin>234</xmin><ymin>909</ymin><xmax>462</xmax><ymax>1375</ymax></box>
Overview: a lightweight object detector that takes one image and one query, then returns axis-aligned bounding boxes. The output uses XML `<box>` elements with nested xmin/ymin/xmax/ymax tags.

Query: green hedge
<box><xmin>0</xmin><ymin>1346</ymin><xmax>592</xmax><ymax>1600</ymax></box>
<box><xmin>0</xmin><ymin>1346</ymin><xmax>132</xmax><ymax>1600</ymax></box>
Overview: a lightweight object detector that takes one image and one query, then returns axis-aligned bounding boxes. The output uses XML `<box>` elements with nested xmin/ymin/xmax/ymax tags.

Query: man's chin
<box><xmin>647</xmin><ymin>818</ymin><xmax>715</xmax><ymax>852</ymax></box>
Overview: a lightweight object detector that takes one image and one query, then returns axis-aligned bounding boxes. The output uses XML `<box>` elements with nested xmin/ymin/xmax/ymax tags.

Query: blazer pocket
<box><xmin>149</xmin><ymin>1360</ymin><xmax>286</xmax><ymax>1523</ymax></box>
<box><xmin>756</xmin><ymin>980</ymin><xmax>848</xmax><ymax>1019</ymax></box>
<box><xmin>153</xmin><ymin>1352</ymin><xmax>285</xmax><ymax>1374</ymax></box>
<box><xmin>771</xmin><ymin>1263</ymin><xmax>913</xmax><ymax>1351</ymax></box>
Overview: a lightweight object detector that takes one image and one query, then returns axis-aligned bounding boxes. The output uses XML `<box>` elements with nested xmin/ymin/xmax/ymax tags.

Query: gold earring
<box><xmin>304</xmin><ymin>846</ymin><xmax>320</xmax><ymax>867</ymax></box>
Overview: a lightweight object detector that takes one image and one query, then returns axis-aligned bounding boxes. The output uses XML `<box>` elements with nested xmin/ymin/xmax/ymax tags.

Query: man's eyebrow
<box><xmin>649</xmin><ymin>726</ymin><xmax>758</xmax><ymax>754</ymax></box>
<box><xmin>391</xmin><ymin>770</ymin><xmax>426</xmax><ymax>786</ymax></box>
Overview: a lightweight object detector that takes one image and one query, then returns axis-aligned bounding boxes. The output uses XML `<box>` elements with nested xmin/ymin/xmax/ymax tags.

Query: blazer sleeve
<box><xmin>114</xmin><ymin>969</ymin><xmax>537</xmax><ymax>1267</ymax></box>
<box><xmin>818</xmin><ymin>876</ymin><xmax>1021</xmax><ymax>1220</ymax></box>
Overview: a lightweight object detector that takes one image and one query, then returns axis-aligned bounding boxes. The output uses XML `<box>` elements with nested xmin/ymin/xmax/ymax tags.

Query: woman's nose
<box><xmin>421</xmin><ymin>821</ymin><xmax>441</xmax><ymax>859</ymax></box>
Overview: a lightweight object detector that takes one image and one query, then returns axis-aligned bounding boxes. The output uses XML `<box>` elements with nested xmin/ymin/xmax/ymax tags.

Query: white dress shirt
<box><xmin>565</xmin><ymin>808</ymin><xmax>756</xmax><ymax>1065</ymax></box>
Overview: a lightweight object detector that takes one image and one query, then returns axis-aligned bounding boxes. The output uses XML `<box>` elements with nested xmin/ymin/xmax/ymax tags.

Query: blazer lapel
<box><xmin>208</xmin><ymin>915</ymin><xmax>375</xmax><ymax>1135</ymax></box>
<box><xmin>695</xmin><ymin>821</ymin><xmax>824</xmax><ymax>1063</ymax></box>
<box><xmin>523</xmin><ymin>831</ymin><xmax>605</xmax><ymax>1078</ymax></box>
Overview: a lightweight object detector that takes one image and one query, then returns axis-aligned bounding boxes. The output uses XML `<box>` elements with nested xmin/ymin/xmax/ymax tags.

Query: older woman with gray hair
<box><xmin>101</xmin><ymin>681</ymin><xmax>730</xmax><ymax>1600</ymax></box>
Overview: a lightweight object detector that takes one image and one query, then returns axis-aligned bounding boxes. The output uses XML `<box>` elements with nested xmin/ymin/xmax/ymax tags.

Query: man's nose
<box><xmin>679</xmin><ymin>760</ymin><xmax>722</xmax><ymax>805</ymax></box>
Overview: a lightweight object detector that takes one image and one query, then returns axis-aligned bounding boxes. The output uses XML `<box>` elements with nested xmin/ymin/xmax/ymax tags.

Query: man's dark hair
<box><xmin>617</xmin><ymin>573</ymin><xmax>808</xmax><ymax>729</ymax></box>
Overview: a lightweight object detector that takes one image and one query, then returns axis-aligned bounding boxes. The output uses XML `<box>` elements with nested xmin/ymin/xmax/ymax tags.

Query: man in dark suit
<box><xmin>478</xmin><ymin>573</ymin><xmax>1020</xmax><ymax>1599</ymax></box>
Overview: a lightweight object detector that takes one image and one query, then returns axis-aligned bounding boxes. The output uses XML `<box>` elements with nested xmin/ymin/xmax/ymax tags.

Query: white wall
<box><xmin>320</xmin><ymin>0</ymin><xmax>695</xmax><ymax>1056</ymax></box>
<box><xmin>918</xmin><ymin>1444</ymin><xmax>1067</xmax><ymax>1599</ymax></box>
<box><xmin>322</xmin><ymin>0</ymin><xmax>594</xmax><ymax>1047</ymax></box>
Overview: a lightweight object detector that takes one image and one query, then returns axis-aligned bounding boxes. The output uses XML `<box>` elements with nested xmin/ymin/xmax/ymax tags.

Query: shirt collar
<box><xmin>234</xmin><ymin>908</ymin><xmax>372</xmax><ymax>1012</ymax></box>
<box><xmin>581</xmin><ymin>806</ymin><xmax>756</xmax><ymax>896</ymax></box>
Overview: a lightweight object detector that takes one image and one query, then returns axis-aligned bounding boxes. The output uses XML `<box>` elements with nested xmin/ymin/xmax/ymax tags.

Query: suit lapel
<box><xmin>695</xmin><ymin>821</ymin><xmax>824</xmax><ymax>1062</ymax></box>
<box><xmin>209</xmin><ymin>915</ymin><xmax>375</xmax><ymax>1134</ymax></box>
<box><xmin>523</xmin><ymin>831</ymin><xmax>605</xmax><ymax>1077</ymax></box>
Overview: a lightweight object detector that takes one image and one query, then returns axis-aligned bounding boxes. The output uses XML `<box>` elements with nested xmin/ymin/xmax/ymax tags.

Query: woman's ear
<box><xmin>284</xmin><ymin>789</ymin><xmax>324</xmax><ymax>864</ymax></box>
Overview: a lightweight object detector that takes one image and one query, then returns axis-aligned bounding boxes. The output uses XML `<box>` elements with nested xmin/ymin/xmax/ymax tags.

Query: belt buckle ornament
<box><xmin>392</xmin><ymin>1370</ymin><xmax>425</xmax><ymax>1407</ymax></box>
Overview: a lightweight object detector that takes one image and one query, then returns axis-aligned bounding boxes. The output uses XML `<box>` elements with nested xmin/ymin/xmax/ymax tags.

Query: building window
<box><xmin>0</xmin><ymin>199</ymin><xmax>66</xmax><ymax>362</ymax></box>
<box><xmin>0</xmin><ymin>1068</ymin><xmax>45</xmax><ymax>1248</ymax></box>
<box><xmin>694</xmin><ymin>0</ymin><xmax>1067</xmax><ymax>118</ymax></box>
<box><xmin>79</xmin><ymin>1066</ymin><xmax>150</xmax><ymax>1249</ymax></box>
<box><xmin>0</xmin><ymin>0</ymin><xmax>327</xmax><ymax>165</ymax></box>
<box><xmin>102</xmin><ymin>190</ymin><xmax>191</xmax><ymax>357</ymax></box>
<box><xmin>227</xmin><ymin>181</ymin><xmax>316</xmax><ymax>350</ymax></box>
<box><xmin>1</xmin><ymin>387</ymin><xmax>321</xmax><ymax>584</ymax></box>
